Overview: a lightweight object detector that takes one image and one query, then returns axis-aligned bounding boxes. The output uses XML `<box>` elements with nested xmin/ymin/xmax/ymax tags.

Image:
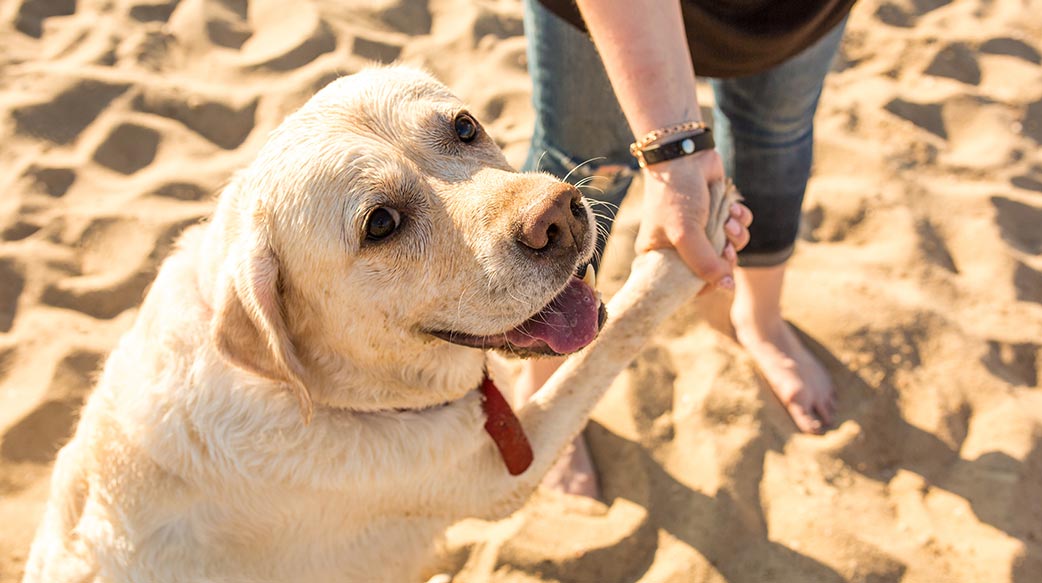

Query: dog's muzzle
<box><xmin>429</xmin><ymin>265</ymin><xmax>605</xmax><ymax>357</ymax></box>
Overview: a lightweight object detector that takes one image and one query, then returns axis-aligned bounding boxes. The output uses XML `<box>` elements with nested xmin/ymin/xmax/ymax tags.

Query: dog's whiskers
<box><xmin>562</xmin><ymin>157</ymin><xmax>606</xmax><ymax>185</ymax></box>
<box><xmin>535</xmin><ymin>151</ymin><xmax>549</xmax><ymax>172</ymax></box>
<box><xmin>585</xmin><ymin>198</ymin><xmax>620</xmax><ymax>212</ymax></box>
<box><xmin>577</xmin><ymin>185</ymin><xmax>606</xmax><ymax>198</ymax></box>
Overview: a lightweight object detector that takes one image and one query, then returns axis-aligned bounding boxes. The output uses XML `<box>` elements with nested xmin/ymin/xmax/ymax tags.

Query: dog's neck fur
<box><xmin>292</xmin><ymin>325</ymin><xmax>487</xmax><ymax>412</ymax></box>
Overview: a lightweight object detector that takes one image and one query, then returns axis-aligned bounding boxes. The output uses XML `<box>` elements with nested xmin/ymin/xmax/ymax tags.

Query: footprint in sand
<box><xmin>150</xmin><ymin>181</ymin><xmax>211</xmax><ymax>202</ymax></box>
<box><xmin>873</xmin><ymin>0</ymin><xmax>953</xmax><ymax>28</ymax></box>
<box><xmin>1</xmin><ymin>220</ymin><xmax>41</xmax><ymax>242</ymax></box>
<box><xmin>375</xmin><ymin>0</ymin><xmax>432</xmax><ymax>36</ymax></box>
<box><xmin>17</xmin><ymin>164</ymin><xmax>76</xmax><ymax>198</ymax></box>
<box><xmin>885</xmin><ymin>98</ymin><xmax>947</xmax><ymax>139</ymax></box>
<box><xmin>132</xmin><ymin>88</ymin><xmax>258</xmax><ymax>150</ymax></box>
<box><xmin>473</xmin><ymin>8</ymin><xmax>524</xmax><ymax>47</ymax></box>
<box><xmin>915</xmin><ymin>218</ymin><xmax>958</xmax><ymax>273</ymax></box>
<box><xmin>0</xmin><ymin>349</ymin><xmax>103</xmax><ymax>464</ymax></box>
<box><xmin>0</xmin><ymin>258</ymin><xmax>26</xmax><ymax>334</ymax></box>
<box><xmin>236</xmin><ymin>1</ymin><xmax>335</xmax><ymax>71</ymax></box>
<box><xmin>352</xmin><ymin>36</ymin><xmax>402</xmax><ymax>65</ymax></box>
<box><xmin>924</xmin><ymin>42</ymin><xmax>981</xmax><ymax>85</ymax></box>
<box><xmin>801</xmin><ymin>179</ymin><xmax>873</xmax><ymax>244</ymax></box>
<box><xmin>208</xmin><ymin>18</ymin><xmax>252</xmax><ymax>50</ymax></box>
<box><xmin>492</xmin><ymin>481</ymin><xmax>653</xmax><ymax>581</ymax></box>
<box><xmin>128</xmin><ymin>0</ymin><xmax>180</xmax><ymax>24</ymax></box>
<box><xmin>10</xmin><ymin>78</ymin><xmax>129</xmax><ymax>145</ymax></box>
<box><xmin>1021</xmin><ymin>98</ymin><xmax>1042</xmax><ymax>144</ymax></box>
<box><xmin>980</xmin><ymin>37</ymin><xmax>1042</xmax><ymax>64</ymax></box>
<box><xmin>1013</xmin><ymin>262</ymin><xmax>1042</xmax><ymax>305</ymax></box>
<box><xmin>41</xmin><ymin>215</ymin><xmax>198</xmax><ymax>319</ymax></box>
<box><xmin>1011</xmin><ymin>165</ymin><xmax>1042</xmax><ymax>194</ymax></box>
<box><xmin>874</xmin><ymin>2</ymin><xmax>916</xmax><ymax>28</ymax></box>
<box><xmin>92</xmin><ymin>121</ymin><xmax>162</xmax><ymax>175</ymax></box>
<box><xmin>10</xmin><ymin>0</ymin><xmax>76</xmax><ymax>38</ymax></box>
<box><xmin>165</xmin><ymin>0</ymin><xmax>252</xmax><ymax>51</ymax></box>
<box><xmin>990</xmin><ymin>196</ymin><xmax>1042</xmax><ymax>255</ymax></box>
<box><xmin>983</xmin><ymin>340</ymin><xmax>1040</xmax><ymax>388</ymax></box>
<box><xmin>116</xmin><ymin>27</ymin><xmax>176</xmax><ymax>71</ymax></box>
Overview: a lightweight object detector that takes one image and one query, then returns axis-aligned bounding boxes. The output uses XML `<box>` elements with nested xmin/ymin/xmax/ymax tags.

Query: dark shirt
<box><xmin>536</xmin><ymin>0</ymin><xmax>857</xmax><ymax>78</ymax></box>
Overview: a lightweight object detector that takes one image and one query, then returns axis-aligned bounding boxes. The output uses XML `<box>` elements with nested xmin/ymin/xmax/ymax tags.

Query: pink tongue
<box><xmin>505</xmin><ymin>277</ymin><xmax>599</xmax><ymax>354</ymax></box>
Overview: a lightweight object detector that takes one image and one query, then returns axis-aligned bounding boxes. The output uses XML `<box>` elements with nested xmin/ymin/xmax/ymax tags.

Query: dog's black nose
<box><xmin>516</xmin><ymin>182</ymin><xmax>587</xmax><ymax>255</ymax></box>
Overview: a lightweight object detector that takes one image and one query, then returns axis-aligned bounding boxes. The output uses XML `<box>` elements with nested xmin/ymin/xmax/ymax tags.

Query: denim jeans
<box><xmin>522</xmin><ymin>0</ymin><xmax>848</xmax><ymax>267</ymax></box>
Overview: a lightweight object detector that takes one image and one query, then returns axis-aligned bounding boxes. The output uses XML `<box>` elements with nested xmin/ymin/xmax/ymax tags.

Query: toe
<box><xmin>813</xmin><ymin>401</ymin><xmax>834</xmax><ymax>427</ymax></box>
<box><xmin>788</xmin><ymin>402</ymin><xmax>824</xmax><ymax>434</ymax></box>
<box><xmin>826</xmin><ymin>393</ymin><xmax>838</xmax><ymax>419</ymax></box>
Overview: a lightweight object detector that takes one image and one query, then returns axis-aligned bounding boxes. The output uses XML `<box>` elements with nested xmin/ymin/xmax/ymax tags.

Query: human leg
<box><xmin>731</xmin><ymin>265</ymin><xmax>836</xmax><ymax>432</ymax></box>
<box><xmin>519</xmin><ymin>0</ymin><xmax>637</xmax><ymax>496</ymax></box>
<box><xmin>711</xmin><ymin>20</ymin><xmax>848</xmax><ymax>433</ymax></box>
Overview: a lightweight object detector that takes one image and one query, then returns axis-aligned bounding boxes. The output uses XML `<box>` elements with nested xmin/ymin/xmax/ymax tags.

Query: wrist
<box><xmin>642</xmin><ymin>149</ymin><xmax>724</xmax><ymax>197</ymax></box>
<box><xmin>642</xmin><ymin>148</ymin><xmax>716</xmax><ymax>178</ymax></box>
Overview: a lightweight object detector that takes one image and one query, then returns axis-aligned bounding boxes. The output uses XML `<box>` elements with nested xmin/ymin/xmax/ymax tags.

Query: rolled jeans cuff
<box><xmin>737</xmin><ymin>245</ymin><xmax>795</xmax><ymax>268</ymax></box>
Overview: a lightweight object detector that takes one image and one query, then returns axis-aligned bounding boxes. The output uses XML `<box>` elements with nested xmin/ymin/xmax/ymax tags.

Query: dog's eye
<box><xmin>453</xmin><ymin>112</ymin><xmax>479</xmax><ymax>143</ymax></box>
<box><xmin>365</xmin><ymin>207</ymin><xmax>401</xmax><ymax>241</ymax></box>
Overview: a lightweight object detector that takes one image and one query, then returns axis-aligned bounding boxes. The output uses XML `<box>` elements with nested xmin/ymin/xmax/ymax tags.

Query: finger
<box><xmin>725</xmin><ymin>218</ymin><xmax>751</xmax><ymax>252</ymax></box>
<box><xmin>673</xmin><ymin>228</ymin><xmax>734</xmax><ymax>290</ymax></box>
<box><xmin>726</xmin><ymin>217</ymin><xmax>741</xmax><ymax>238</ymax></box>
<box><xmin>731</xmin><ymin>202</ymin><xmax>753</xmax><ymax>228</ymax></box>
<box><xmin>723</xmin><ymin>242</ymin><xmax>737</xmax><ymax>266</ymax></box>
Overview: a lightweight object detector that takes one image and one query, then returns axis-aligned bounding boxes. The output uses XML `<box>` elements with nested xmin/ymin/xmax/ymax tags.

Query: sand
<box><xmin>1</xmin><ymin>0</ymin><xmax>1040</xmax><ymax>581</ymax></box>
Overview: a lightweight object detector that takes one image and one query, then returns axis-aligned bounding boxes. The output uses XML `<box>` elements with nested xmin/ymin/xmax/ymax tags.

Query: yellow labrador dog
<box><xmin>24</xmin><ymin>65</ymin><xmax>740</xmax><ymax>583</ymax></box>
<box><xmin>23</xmin><ymin>66</ymin><xmax>609</xmax><ymax>583</ymax></box>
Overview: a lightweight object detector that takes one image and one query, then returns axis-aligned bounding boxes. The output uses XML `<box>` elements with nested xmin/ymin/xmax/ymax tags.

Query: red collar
<box><xmin>481</xmin><ymin>376</ymin><xmax>533</xmax><ymax>476</ymax></box>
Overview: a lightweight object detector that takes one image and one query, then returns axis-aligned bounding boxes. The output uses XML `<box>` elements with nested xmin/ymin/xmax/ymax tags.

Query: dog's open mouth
<box><xmin>430</xmin><ymin>267</ymin><xmax>606</xmax><ymax>356</ymax></box>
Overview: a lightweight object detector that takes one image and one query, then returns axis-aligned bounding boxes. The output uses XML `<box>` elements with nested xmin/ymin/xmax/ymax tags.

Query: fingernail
<box><xmin>719</xmin><ymin>276</ymin><xmax>735</xmax><ymax>291</ymax></box>
<box><xmin>730</xmin><ymin>203</ymin><xmax>741</xmax><ymax>216</ymax></box>
<box><xmin>726</xmin><ymin>219</ymin><xmax>740</xmax><ymax>235</ymax></box>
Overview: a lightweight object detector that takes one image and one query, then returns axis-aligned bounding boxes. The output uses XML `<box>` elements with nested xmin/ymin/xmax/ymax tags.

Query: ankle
<box><xmin>731</xmin><ymin>305</ymin><xmax>786</xmax><ymax>342</ymax></box>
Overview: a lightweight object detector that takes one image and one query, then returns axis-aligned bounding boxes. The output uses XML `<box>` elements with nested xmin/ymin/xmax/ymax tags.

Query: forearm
<box><xmin>573</xmin><ymin>0</ymin><xmax>747</xmax><ymax>287</ymax></box>
<box><xmin>574</xmin><ymin>0</ymin><xmax>703</xmax><ymax>137</ymax></box>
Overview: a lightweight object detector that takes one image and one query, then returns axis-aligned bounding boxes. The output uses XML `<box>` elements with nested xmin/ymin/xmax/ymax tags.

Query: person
<box><xmin>516</xmin><ymin>0</ymin><xmax>856</xmax><ymax>497</ymax></box>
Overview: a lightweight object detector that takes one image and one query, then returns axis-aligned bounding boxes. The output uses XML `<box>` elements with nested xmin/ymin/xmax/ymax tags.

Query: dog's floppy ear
<box><xmin>211</xmin><ymin>232</ymin><xmax>314</xmax><ymax>423</ymax></box>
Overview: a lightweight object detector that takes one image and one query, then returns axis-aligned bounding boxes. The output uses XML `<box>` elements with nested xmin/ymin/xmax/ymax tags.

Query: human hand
<box><xmin>635</xmin><ymin>149</ymin><xmax>752</xmax><ymax>291</ymax></box>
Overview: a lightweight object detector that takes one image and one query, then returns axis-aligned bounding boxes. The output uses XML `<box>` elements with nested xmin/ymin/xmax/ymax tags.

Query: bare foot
<box><xmin>541</xmin><ymin>435</ymin><xmax>601</xmax><ymax>498</ymax></box>
<box><xmin>731</xmin><ymin>264</ymin><xmax>835</xmax><ymax>434</ymax></box>
<box><xmin>733</xmin><ymin>315</ymin><xmax>835</xmax><ymax>433</ymax></box>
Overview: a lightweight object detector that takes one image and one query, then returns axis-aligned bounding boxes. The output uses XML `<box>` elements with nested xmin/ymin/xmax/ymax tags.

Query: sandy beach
<box><xmin>1</xmin><ymin>0</ymin><xmax>1041</xmax><ymax>581</ymax></box>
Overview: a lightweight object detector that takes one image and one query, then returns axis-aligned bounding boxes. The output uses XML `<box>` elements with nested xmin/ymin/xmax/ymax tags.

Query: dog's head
<box><xmin>206</xmin><ymin>66</ymin><xmax>602</xmax><ymax>417</ymax></box>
